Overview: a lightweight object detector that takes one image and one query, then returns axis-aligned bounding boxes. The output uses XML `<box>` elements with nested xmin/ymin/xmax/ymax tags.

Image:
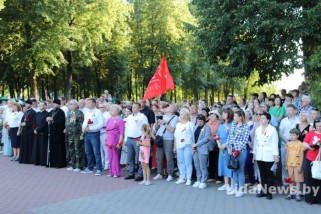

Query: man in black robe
<box><xmin>19</xmin><ymin>99</ymin><xmax>36</xmax><ymax>164</ymax></box>
<box><xmin>32</xmin><ymin>101</ymin><xmax>50</xmax><ymax>166</ymax></box>
<box><xmin>46</xmin><ymin>99</ymin><xmax>66</xmax><ymax>168</ymax></box>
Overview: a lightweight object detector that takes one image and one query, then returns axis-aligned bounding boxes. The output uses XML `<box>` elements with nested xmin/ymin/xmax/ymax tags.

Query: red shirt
<box><xmin>303</xmin><ymin>131</ymin><xmax>321</xmax><ymax>161</ymax></box>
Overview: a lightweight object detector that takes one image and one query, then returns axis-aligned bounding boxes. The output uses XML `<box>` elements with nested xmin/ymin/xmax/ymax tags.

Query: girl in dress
<box><xmin>137</xmin><ymin>124</ymin><xmax>152</xmax><ymax>186</ymax></box>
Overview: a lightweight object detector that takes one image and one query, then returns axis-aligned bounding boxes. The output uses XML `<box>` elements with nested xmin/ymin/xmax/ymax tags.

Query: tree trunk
<box><xmin>65</xmin><ymin>50</ymin><xmax>73</xmax><ymax>100</ymax></box>
<box><xmin>1</xmin><ymin>82</ymin><xmax>4</xmax><ymax>96</ymax></box>
<box><xmin>95</xmin><ymin>70</ymin><xmax>101</xmax><ymax>97</ymax></box>
<box><xmin>53</xmin><ymin>73</ymin><xmax>58</xmax><ymax>99</ymax></box>
<box><xmin>9</xmin><ymin>84</ymin><xmax>15</xmax><ymax>98</ymax></box>
<box><xmin>29</xmin><ymin>75</ymin><xmax>38</xmax><ymax>99</ymax></box>
<box><xmin>127</xmin><ymin>73</ymin><xmax>132</xmax><ymax>99</ymax></box>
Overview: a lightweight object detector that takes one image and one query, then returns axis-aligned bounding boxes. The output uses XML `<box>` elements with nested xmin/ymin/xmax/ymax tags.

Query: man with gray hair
<box><xmin>65</xmin><ymin>99</ymin><xmax>85</xmax><ymax>172</ymax></box>
<box><xmin>299</xmin><ymin>95</ymin><xmax>314</xmax><ymax>114</ymax></box>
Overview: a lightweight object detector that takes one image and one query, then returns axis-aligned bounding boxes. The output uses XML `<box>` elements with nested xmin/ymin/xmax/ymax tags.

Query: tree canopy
<box><xmin>0</xmin><ymin>0</ymin><xmax>320</xmax><ymax>105</ymax></box>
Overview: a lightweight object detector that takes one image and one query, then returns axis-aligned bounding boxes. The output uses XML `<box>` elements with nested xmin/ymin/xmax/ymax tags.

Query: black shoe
<box><xmin>135</xmin><ymin>176</ymin><xmax>143</xmax><ymax>181</ymax></box>
<box><xmin>266</xmin><ymin>194</ymin><xmax>273</xmax><ymax>200</ymax></box>
<box><xmin>256</xmin><ymin>192</ymin><xmax>267</xmax><ymax>198</ymax></box>
<box><xmin>124</xmin><ymin>175</ymin><xmax>135</xmax><ymax>180</ymax></box>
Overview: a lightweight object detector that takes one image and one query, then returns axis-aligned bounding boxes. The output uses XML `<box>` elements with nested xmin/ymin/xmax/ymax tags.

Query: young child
<box><xmin>137</xmin><ymin>124</ymin><xmax>152</xmax><ymax>186</ymax></box>
<box><xmin>285</xmin><ymin>128</ymin><xmax>304</xmax><ymax>201</ymax></box>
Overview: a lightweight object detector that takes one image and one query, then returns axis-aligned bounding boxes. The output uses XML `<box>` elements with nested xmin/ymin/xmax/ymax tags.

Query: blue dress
<box><xmin>217</xmin><ymin>122</ymin><xmax>233</xmax><ymax>177</ymax></box>
<box><xmin>2</xmin><ymin>128</ymin><xmax>13</xmax><ymax>156</ymax></box>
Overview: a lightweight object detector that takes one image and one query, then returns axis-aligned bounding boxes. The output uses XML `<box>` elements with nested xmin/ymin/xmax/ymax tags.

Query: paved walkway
<box><xmin>0</xmin><ymin>155</ymin><xmax>320</xmax><ymax>214</ymax></box>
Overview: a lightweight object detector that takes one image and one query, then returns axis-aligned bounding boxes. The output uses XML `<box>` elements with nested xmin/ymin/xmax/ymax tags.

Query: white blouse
<box><xmin>7</xmin><ymin>111</ymin><xmax>24</xmax><ymax>128</ymax></box>
<box><xmin>253</xmin><ymin>124</ymin><xmax>279</xmax><ymax>162</ymax></box>
<box><xmin>174</xmin><ymin>121</ymin><xmax>194</xmax><ymax>149</ymax></box>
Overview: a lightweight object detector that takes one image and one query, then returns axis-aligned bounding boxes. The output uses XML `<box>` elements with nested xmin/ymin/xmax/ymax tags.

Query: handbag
<box><xmin>227</xmin><ymin>155</ymin><xmax>239</xmax><ymax>170</ymax></box>
<box><xmin>311</xmin><ymin>149</ymin><xmax>321</xmax><ymax>180</ymax></box>
<box><xmin>155</xmin><ymin>135</ymin><xmax>163</xmax><ymax>148</ymax></box>
<box><xmin>155</xmin><ymin>116</ymin><xmax>175</xmax><ymax>148</ymax></box>
<box><xmin>207</xmin><ymin>138</ymin><xmax>217</xmax><ymax>152</ymax></box>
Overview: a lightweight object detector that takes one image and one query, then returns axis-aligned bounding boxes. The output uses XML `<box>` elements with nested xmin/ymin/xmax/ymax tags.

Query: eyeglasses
<box><xmin>98</xmin><ymin>107</ymin><xmax>105</xmax><ymax>108</ymax></box>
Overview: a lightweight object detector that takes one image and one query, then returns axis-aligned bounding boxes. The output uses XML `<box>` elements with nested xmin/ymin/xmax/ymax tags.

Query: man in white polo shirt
<box><xmin>124</xmin><ymin>102</ymin><xmax>148</xmax><ymax>181</ymax></box>
<box><xmin>279</xmin><ymin>104</ymin><xmax>300</xmax><ymax>186</ymax></box>
<box><xmin>81</xmin><ymin>98</ymin><xmax>104</xmax><ymax>176</ymax></box>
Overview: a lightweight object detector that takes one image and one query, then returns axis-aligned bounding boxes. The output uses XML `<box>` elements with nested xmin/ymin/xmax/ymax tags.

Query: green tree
<box><xmin>193</xmin><ymin>0</ymin><xmax>303</xmax><ymax>85</ymax></box>
<box><xmin>0</xmin><ymin>0</ymin><xmax>129</xmax><ymax>100</ymax></box>
<box><xmin>129</xmin><ymin>0</ymin><xmax>196</xmax><ymax>99</ymax></box>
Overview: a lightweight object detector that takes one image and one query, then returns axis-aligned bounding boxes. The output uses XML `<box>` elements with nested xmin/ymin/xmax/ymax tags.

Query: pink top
<box><xmin>106</xmin><ymin>117</ymin><xmax>125</xmax><ymax>136</ymax></box>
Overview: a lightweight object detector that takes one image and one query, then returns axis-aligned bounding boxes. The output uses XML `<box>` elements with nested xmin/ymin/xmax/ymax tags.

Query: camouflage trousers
<box><xmin>68</xmin><ymin>133</ymin><xmax>85</xmax><ymax>170</ymax></box>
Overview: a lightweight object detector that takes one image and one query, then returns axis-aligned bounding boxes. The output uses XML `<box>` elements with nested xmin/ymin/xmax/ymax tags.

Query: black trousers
<box><xmin>257</xmin><ymin>161</ymin><xmax>275</xmax><ymax>194</ymax></box>
<box><xmin>304</xmin><ymin>158</ymin><xmax>321</xmax><ymax>204</ymax></box>
<box><xmin>208</xmin><ymin>150</ymin><xmax>223</xmax><ymax>181</ymax></box>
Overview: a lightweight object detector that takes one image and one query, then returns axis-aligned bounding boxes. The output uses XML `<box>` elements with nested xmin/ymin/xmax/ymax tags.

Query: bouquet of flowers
<box><xmin>312</xmin><ymin>136</ymin><xmax>321</xmax><ymax>148</ymax></box>
<box><xmin>25</xmin><ymin>115</ymin><xmax>31</xmax><ymax>122</ymax></box>
<box><xmin>87</xmin><ymin>119</ymin><xmax>93</xmax><ymax>125</ymax></box>
<box><xmin>284</xmin><ymin>177</ymin><xmax>293</xmax><ymax>184</ymax></box>
<box><xmin>233</xmin><ymin>150</ymin><xmax>240</xmax><ymax>157</ymax></box>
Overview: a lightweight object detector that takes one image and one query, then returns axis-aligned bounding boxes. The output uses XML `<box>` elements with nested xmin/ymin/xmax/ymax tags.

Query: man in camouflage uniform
<box><xmin>65</xmin><ymin>99</ymin><xmax>85</xmax><ymax>172</ymax></box>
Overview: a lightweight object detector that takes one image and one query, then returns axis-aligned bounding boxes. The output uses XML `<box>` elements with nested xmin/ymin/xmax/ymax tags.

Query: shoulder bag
<box><xmin>311</xmin><ymin>149</ymin><xmax>321</xmax><ymax>180</ymax></box>
<box><xmin>155</xmin><ymin>116</ymin><xmax>175</xmax><ymax>148</ymax></box>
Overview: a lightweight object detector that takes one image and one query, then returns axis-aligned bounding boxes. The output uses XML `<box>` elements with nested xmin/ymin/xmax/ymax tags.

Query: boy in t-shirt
<box><xmin>285</xmin><ymin>128</ymin><xmax>304</xmax><ymax>201</ymax></box>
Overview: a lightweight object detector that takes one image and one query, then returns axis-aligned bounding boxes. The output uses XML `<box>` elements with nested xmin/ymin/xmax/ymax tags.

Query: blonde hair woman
<box><xmin>174</xmin><ymin>108</ymin><xmax>195</xmax><ymax>186</ymax></box>
<box><xmin>2</xmin><ymin>100</ymin><xmax>16</xmax><ymax>156</ymax></box>
<box><xmin>295</xmin><ymin>111</ymin><xmax>312</xmax><ymax>142</ymax></box>
<box><xmin>7</xmin><ymin>102</ymin><xmax>23</xmax><ymax>161</ymax></box>
<box><xmin>106</xmin><ymin>104</ymin><xmax>124</xmax><ymax>177</ymax></box>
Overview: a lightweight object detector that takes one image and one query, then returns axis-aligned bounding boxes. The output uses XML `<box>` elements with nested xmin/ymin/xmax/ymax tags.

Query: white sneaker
<box><xmin>139</xmin><ymin>180</ymin><xmax>146</xmax><ymax>185</ymax></box>
<box><xmin>198</xmin><ymin>183</ymin><xmax>207</xmax><ymax>189</ymax></box>
<box><xmin>73</xmin><ymin>168</ymin><xmax>81</xmax><ymax>172</ymax></box>
<box><xmin>227</xmin><ymin>189</ymin><xmax>236</xmax><ymax>195</ymax></box>
<box><xmin>175</xmin><ymin>179</ymin><xmax>186</xmax><ymax>184</ymax></box>
<box><xmin>185</xmin><ymin>180</ymin><xmax>192</xmax><ymax>186</ymax></box>
<box><xmin>218</xmin><ymin>184</ymin><xmax>227</xmax><ymax>191</ymax></box>
<box><xmin>153</xmin><ymin>174</ymin><xmax>163</xmax><ymax>180</ymax></box>
<box><xmin>67</xmin><ymin>167</ymin><xmax>74</xmax><ymax>171</ymax></box>
<box><xmin>193</xmin><ymin>181</ymin><xmax>200</xmax><ymax>188</ymax></box>
<box><xmin>145</xmin><ymin>180</ymin><xmax>152</xmax><ymax>186</ymax></box>
<box><xmin>103</xmin><ymin>166</ymin><xmax>109</xmax><ymax>171</ymax></box>
<box><xmin>235</xmin><ymin>190</ymin><xmax>244</xmax><ymax>198</ymax></box>
<box><xmin>166</xmin><ymin>175</ymin><xmax>173</xmax><ymax>182</ymax></box>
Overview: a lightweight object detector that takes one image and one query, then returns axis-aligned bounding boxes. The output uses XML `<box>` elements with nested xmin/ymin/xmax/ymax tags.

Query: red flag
<box><xmin>143</xmin><ymin>56</ymin><xmax>174</xmax><ymax>100</ymax></box>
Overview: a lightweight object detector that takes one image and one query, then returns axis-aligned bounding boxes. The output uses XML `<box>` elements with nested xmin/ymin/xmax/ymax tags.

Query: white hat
<box><xmin>209</xmin><ymin>109</ymin><xmax>222</xmax><ymax>120</ymax></box>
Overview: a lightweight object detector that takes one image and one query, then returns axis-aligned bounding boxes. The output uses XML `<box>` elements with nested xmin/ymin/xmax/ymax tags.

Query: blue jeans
<box><xmin>84</xmin><ymin>132</ymin><xmax>102</xmax><ymax>171</ymax></box>
<box><xmin>245</xmin><ymin>147</ymin><xmax>255</xmax><ymax>184</ymax></box>
<box><xmin>177</xmin><ymin>145</ymin><xmax>193</xmax><ymax>180</ymax></box>
<box><xmin>232</xmin><ymin>149</ymin><xmax>247</xmax><ymax>190</ymax></box>
<box><xmin>127</xmin><ymin>138</ymin><xmax>142</xmax><ymax>177</ymax></box>
<box><xmin>280</xmin><ymin>142</ymin><xmax>288</xmax><ymax>185</ymax></box>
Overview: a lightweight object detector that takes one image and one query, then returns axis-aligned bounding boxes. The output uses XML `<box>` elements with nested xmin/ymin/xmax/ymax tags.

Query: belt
<box><xmin>87</xmin><ymin>131</ymin><xmax>100</xmax><ymax>133</ymax></box>
<box><xmin>128</xmin><ymin>136</ymin><xmax>141</xmax><ymax>140</ymax></box>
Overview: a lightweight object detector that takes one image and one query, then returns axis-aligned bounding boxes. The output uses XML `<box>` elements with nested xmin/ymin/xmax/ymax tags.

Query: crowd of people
<box><xmin>0</xmin><ymin>84</ymin><xmax>321</xmax><ymax>205</ymax></box>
